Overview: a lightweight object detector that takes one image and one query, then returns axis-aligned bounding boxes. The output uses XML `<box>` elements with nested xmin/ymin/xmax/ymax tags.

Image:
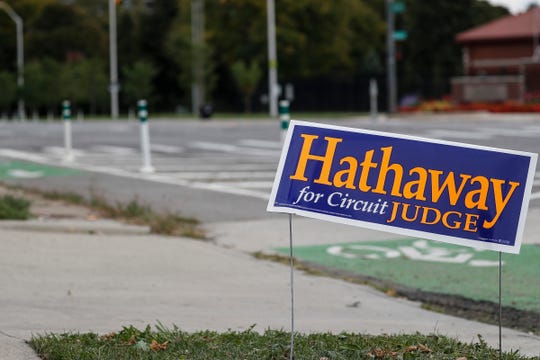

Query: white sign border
<box><xmin>267</xmin><ymin>120</ymin><xmax>538</xmax><ymax>254</ymax></box>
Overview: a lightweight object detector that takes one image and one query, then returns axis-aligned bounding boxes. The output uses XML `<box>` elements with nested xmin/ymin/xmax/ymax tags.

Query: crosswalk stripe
<box><xmin>208</xmin><ymin>180</ymin><xmax>274</xmax><ymax>189</ymax></box>
<box><xmin>191</xmin><ymin>141</ymin><xmax>280</xmax><ymax>157</ymax></box>
<box><xmin>169</xmin><ymin>171</ymin><xmax>276</xmax><ymax>180</ymax></box>
<box><xmin>91</xmin><ymin>145</ymin><xmax>138</xmax><ymax>155</ymax></box>
<box><xmin>481</xmin><ymin>127</ymin><xmax>540</xmax><ymax>137</ymax></box>
<box><xmin>43</xmin><ymin>146</ymin><xmax>85</xmax><ymax>157</ymax></box>
<box><xmin>238</xmin><ymin>139</ymin><xmax>282</xmax><ymax>149</ymax></box>
<box><xmin>424</xmin><ymin>130</ymin><xmax>492</xmax><ymax>140</ymax></box>
<box><xmin>530</xmin><ymin>191</ymin><xmax>540</xmax><ymax>200</ymax></box>
<box><xmin>151</xmin><ymin>144</ymin><xmax>184</xmax><ymax>154</ymax></box>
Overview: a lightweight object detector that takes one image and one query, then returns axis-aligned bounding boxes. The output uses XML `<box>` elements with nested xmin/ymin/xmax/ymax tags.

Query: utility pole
<box><xmin>267</xmin><ymin>0</ymin><xmax>278</xmax><ymax>118</ymax></box>
<box><xmin>109</xmin><ymin>0</ymin><xmax>120</xmax><ymax>119</ymax></box>
<box><xmin>386</xmin><ymin>0</ymin><xmax>397</xmax><ymax>114</ymax></box>
<box><xmin>191</xmin><ymin>0</ymin><xmax>205</xmax><ymax>116</ymax></box>
<box><xmin>0</xmin><ymin>1</ymin><xmax>25</xmax><ymax>120</ymax></box>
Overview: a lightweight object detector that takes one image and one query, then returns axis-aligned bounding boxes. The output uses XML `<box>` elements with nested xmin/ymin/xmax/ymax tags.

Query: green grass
<box><xmin>0</xmin><ymin>194</ymin><xmax>31</xmax><ymax>220</ymax></box>
<box><xmin>29</xmin><ymin>325</ymin><xmax>531</xmax><ymax>360</ymax></box>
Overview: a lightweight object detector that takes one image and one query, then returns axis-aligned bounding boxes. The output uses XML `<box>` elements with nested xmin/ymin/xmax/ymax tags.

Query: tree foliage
<box><xmin>26</xmin><ymin>2</ymin><xmax>107</xmax><ymax>61</ymax></box>
<box><xmin>230</xmin><ymin>60</ymin><xmax>262</xmax><ymax>112</ymax></box>
<box><xmin>61</xmin><ymin>58</ymin><xmax>109</xmax><ymax>115</ymax></box>
<box><xmin>24</xmin><ymin>59</ymin><xmax>62</xmax><ymax>112</ymax></box>
<box><xmin>0</xmin><ymin>0</ymin><xmax>514</xmax><ymax>113</ymax></box>
<box><xmin>122</xmin><ymin>60</ymin><xmax>157</xmax><ymax>106</ymax></box>
<box><xmin>400</xmin><ymin>0</ymin><xmax>510</xmax><ymax>97</ymax></box>
<box><xmin>0</xmin><ymin>71</ymin><xmax>16</xmax><ymax>110</ymax></box>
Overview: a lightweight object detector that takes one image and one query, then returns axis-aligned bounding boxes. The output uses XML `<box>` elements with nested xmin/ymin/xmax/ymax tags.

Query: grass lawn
<box><xmin>30</xmin><ymin>325</ymin><xmax>532</xmax><ymax>360</ymax></box>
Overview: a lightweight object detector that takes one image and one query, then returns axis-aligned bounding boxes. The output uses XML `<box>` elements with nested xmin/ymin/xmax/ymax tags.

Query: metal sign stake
<box><xmin>288</xmin><ymin>213</ymin><xmax>295</xmax><ymax>360</ymax></box>
<box><xmin>498</xmin><ymin>251</ymin><xmax>502</xmax><ymax>360</ymax></box>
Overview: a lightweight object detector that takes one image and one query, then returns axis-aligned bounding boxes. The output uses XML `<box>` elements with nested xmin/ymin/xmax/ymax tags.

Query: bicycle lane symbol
<box><xmin>327</xmin><ymin>240</ymin><xmax>502</xmax><ymax>267</ymax></box>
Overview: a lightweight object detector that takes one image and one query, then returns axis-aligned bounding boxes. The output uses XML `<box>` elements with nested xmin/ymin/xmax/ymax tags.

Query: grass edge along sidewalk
<box><xmin>29</xmin><ymin>325</ymin><xmax>533</xmax><ymax>360</ymax></box>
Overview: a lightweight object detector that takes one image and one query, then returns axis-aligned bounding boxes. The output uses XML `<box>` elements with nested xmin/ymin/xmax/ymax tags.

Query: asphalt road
<box><xmin>0</xmin><ymin>113</ymin><xmax>539</xmax><ymax>222</ymax></box>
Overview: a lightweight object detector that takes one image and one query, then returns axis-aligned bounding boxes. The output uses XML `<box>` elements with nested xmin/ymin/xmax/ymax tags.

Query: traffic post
<box><xmin>279</xmin><ymin>100</ymin><xmax>290</xmax><ymax>143</ymax></box>
<box><xmin>369</xmin><ymin>78</ymin><xmax>378</xmax><ymax>122</ymax></box>
<box><xmin>62</xmin><ymin>100</ymin><xmax>74</xmax><ymax>162</ymax></box>
<box><xmin>138</xmin><ymin>99</ymin><xmax>155</xmax><ymax>173</ymax></box>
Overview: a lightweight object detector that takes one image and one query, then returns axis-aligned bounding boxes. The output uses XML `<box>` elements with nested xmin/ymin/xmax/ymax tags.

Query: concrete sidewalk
<box><xmin>1</xmin><ymin>207</ymin><xmax>540</xmax><ymax>358</ymax></box>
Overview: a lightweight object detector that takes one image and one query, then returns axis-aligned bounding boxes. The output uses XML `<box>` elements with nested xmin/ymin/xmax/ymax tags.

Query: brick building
<box><xmin>452</xmin><ymin>8</ymin><xmax>540</xmax><ymax>103</ymax></box>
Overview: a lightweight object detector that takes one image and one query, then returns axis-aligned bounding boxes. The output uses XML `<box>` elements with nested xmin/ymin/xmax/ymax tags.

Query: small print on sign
<box><xmin>267</xmin><ymin>120</ymin><xmax>538</xmax><ymax>254</ymax></box>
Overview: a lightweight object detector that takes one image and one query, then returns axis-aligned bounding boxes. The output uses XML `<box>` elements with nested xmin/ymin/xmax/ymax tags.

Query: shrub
<box><xmin>0</xmin><ymin>195</ymin><xmax>31</xmax><ymax>220</ymax></box>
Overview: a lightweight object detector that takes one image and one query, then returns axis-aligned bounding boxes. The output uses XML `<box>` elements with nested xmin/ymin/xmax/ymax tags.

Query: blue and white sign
<box><xmin>267</xmin><ymin>120</ymin><xmax>538</xmax><ymax>254</ymax></box>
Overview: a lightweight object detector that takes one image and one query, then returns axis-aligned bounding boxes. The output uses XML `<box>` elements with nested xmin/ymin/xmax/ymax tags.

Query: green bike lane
<box><xmin>0</xmin><ymin>160</ymin><xmax>79</xmax><ymax>180</ymax></box>
<box><xmin>276</xmin><ymin>238</ymin><xmax>540</xmax><ymax>314</ymax></box>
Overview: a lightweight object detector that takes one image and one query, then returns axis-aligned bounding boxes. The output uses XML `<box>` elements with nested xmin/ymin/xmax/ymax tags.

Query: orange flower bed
<box><xmin>400</xmin><ymin>101</ymin><xmax>540</xmax><ymax>113</ymax></box>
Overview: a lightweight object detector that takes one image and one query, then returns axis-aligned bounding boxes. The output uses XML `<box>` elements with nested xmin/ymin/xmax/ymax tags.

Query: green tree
<box><xmin>61</xmin><ymin>58</ymin><xmax>109</xmax><ymax>115</ymax></box>
<box><xmin>25</xmin><ymin>2</ymin><xmax>107</xmax><ymax>62</ymax></box>
<box><xmin>121</xmin><ymin>60</ymin><xmax>157</xmax><ymax>106</ymax></box>
<box><xmin>0</xmin><ymin>0</ymin><xmax>54</xmax><ymax>71</ymax></box>
<box><xmin>401</xmin><ymin>0</ymin><xmax>509</xmax><ymax>97</ymax></box>
<box><xmin>136</xmin><ymin>0</ymin><xmax>179</xmax><ymax>109</ymax></box>
<box><xmin>24</xmin><ymin>59</ymin><xmax>62</xmax><ymax>114</ymax></box>
<box><xmin>0</xmin><ymin>71</ymin><xmax>16</xmax><ymax>111</ymax></box>
<box><xmin>230</xmin><ymin>60</ymin><xmax>262</xmax><ymax>113</ymax></box>
<box><xmin>166</xmin><ymin>6</ymin><xmax>216</xmax><ymax>110</ymax></box>
<box><xmin>202</xmin><ymin>0</ymin><xmax>385</xmax><ymax>110</ymax></box>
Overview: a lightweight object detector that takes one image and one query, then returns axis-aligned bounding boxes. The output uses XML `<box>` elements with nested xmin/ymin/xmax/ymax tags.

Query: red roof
<box><xmin>457</xmin><ymin>8</ymin><xmax>540</xmax><ymax>43</ymax></box>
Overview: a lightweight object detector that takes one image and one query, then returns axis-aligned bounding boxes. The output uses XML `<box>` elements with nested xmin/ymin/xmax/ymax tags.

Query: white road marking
<box><xmin>238</xmin><ymin>139</ymin><xmax>282</xmax><ymax>148</ymax></box>
<box><xmin>7</xmin><ymin>169</ymin><xmax>44</xmax><ymax>178</ymax></box>
<box><xmin>190</xmin><ymin>142</ymin><xmax>237</xmax><ymax>152</ymax></box>
<box><xmin>43</xmin><ymin>146</ymin><xmax>85</xmax><ymax>157</ymax></box>
<box><xmin>151</xmin><ymin>144</ymin><xmax>184</xmax><ymax>154</ymax></box>
<box><xmin>0</xmin><ymin>149</ymin><xmax>49</xmax><ymax>163</ymax></box>
<box><xmin>91</xmin><ymin>145</ymin><xmax>138</xmax><ymax>155</ymax></box>
<box><xmin>530</xmin><ymin>192</ymin><xmax>540</xmax><ymax>200</ymax></box>
<box><xmin>190</xmin><ymin>141</ymin><xmax>280</xmax><ymax>157</ymax></box>
<box><xmin>169</xmin><ymin>171</ymin><xmax>276</xmax><ymax>180</ymax></box>
<box><xmin>424</xmin><ymin>130</ymin><xmax>492</xmax><ymax>140</ymax></box>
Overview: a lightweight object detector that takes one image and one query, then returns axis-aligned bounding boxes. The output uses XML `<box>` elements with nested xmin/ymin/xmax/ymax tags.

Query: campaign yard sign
<box><xmin>267</xmin><ymin>120</ymin><xmax>538</xmax><ymax>254</ymax></box>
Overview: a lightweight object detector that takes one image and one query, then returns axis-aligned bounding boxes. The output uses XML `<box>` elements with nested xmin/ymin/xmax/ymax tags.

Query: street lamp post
<box><xmin>108</xmin><ymin>0</ymin><xmax>120</xmax><ymax>119</ymax></box>
<box><xmin>386</xmin><ymin>0</ymin><xmax>397</xmax><ymax>115</ymax></box>
<box><xmin>0</xmin><ymin>1</ymin><xmax>25</xmax><ymax>120</ymax></box>
<box><xmin>191</xmin><ymin>0</ymin><xmax>205</xmax><ymax>116</ymax></box>
<box><xmin>267</xmin><ymin>0</ymin><xmax>278</xmax><ymax>118</ymax></box>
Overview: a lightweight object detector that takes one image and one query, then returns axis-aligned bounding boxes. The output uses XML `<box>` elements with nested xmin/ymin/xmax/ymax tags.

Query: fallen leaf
<box><xmin>127</xmin><ymin>335</ymin><xmax>136</xmax><ymax>345</ymax></box>
<box><xmin>150</xmin><ymin>339</ymin><xmax>169</xmax><ymax>352</ymax></box>
<box><xmin>456</xmin><ymin>357</ymin><xmax>467</xmax><ymax>360</ymax></box>
<box><xmin>372</xmin><ymin>348</ymin><xmax>386</xmax><ymax>358</ymax></box>
<box><xmin>418</xmin><ymin>344</ymin><xmax>432</xmax><ymax>353</ymax></box>
<box><xmin>86</xmin><ymin>214</ymin><xmax>98</xmax><ymax>221</ymax></box>
<box><xmin>404</xmin><ymin>345</ymin><xmax>417</xmax><ymax>353</ymax></box>
<box><xmin>100</xmin><ymin>332</ymin><xmax>116</xmax><ymax>341</ymax></box>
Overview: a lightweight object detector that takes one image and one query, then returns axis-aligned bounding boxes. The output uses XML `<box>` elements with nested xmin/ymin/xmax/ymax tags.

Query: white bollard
<box><xmin>138</xmin><ymin>99</ymin><xmax>155</xmax><ymax>173</ymax></box>
<box><xmin>62</xmin><ymin>100</ymin><xmax>75</xmax><ymax>162</ymax></box>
